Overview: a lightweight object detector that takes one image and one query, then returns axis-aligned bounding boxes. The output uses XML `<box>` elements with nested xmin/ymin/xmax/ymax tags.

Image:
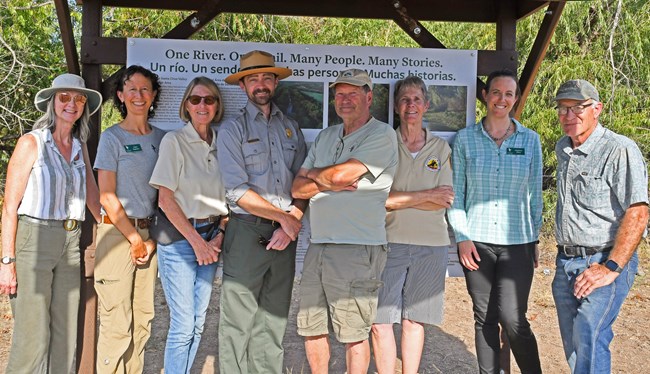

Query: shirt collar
<box><xmin>244</xmin><ymin>100</ymin><xmax>283</xmax><ymax>121</ymax></box>
<box><xmin>44</xmin><ymin>128</ymin><xmax>82</xmax><ymax>159</ymax></box>
<box><xmin>574</xmin><ymin>123</ymin><xmax>605</xmax><ymax>155</ymax></box>
<box><xmin>395</xmin><ymin>125</ymin><xmax>434</xmax><ymax>145</ymax></box>
<box><xmin>183</xmin><ymin>121</ymin><xmax>216</xmax><ymax>147</ymax></box>
<box><xmin>477</xmin><ymin>117</ymin><xmax>522</xmax><ymax>137</ymax></box>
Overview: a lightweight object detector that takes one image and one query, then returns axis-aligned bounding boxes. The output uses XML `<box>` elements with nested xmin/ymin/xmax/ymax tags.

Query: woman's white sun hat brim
<box><xmin>34</xmin><ymin>73</ymin><xmax>102</xmax><ymax>115</ymax></box>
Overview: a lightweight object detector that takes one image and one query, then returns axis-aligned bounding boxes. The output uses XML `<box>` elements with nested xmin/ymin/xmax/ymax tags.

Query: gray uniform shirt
<box><xmin>216</xmin><ymin>101</ymin><xmax>306</xmax><ymax>214</ymax></box>
<box><xmin>94</xmin><ymin>124</ymin><xmax>166</xmax><ymax>218</ymax></box>
<box><xmin>555</xmin><ymin>124</ymin><xmax>648</xmax><ymax>246</ymax></box>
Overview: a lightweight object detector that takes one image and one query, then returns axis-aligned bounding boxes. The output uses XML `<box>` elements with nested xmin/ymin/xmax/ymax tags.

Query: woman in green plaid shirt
<box><xmin>447</xmin><ymin>69</ymin><xmax>543</xmax><ymax>374</ymax></box>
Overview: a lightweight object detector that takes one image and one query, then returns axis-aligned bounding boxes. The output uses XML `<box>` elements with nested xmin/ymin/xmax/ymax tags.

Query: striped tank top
<box><xmin>17</xmin><ymin>128</ymin><xmax>86</xmax><ymax>220</ymax></box>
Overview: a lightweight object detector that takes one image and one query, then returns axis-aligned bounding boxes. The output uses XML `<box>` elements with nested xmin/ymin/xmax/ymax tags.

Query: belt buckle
<box><xmin>63</xmin><ymin>219</ymin><xmax>78</xmax><ymax>231</ymax></box>
<box><xmin>559</xmin><ymin>245</ymin><xmax>578</xmax><ymax>258</ymax></box>
<box><xmin>136</xmin><ymin>218</ymin><xmax>151</xmax><ymax>230</ymax></box>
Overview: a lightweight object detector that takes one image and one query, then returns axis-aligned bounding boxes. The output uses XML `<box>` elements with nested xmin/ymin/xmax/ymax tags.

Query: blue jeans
<box><xmin>552</xmin><ymin>251</ymin><xmax>637</xmax><ymax>374</ymax></box>
<box><xmin>157</xmin><ymin>225</ymin><xmax>218</xmax><ymax>374</ymax></box>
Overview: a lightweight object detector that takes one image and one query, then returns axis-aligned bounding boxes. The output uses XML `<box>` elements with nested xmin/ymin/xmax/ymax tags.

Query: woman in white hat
<box><xmin>93</xmin><ymin>65</ymin><xmax>166</xmax><ymax>374</ymax></box>
<box><xmin>0</xmin><ymin>73</ymin><xmax>102</xmax><ymax>373</ymax></box>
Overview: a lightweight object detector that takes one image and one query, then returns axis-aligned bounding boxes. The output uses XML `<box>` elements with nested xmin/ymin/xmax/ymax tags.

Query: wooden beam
<box><xmin>495</xmin><ymin>0</ymin><xmax>519</xmax><ymax>117</ymax></box>
<box><xmin>54</xmin><ymin>0</ymin><xmax>80</xmax><ymax>74</ymax></box>
<box><xmin>81</xmin><ymin>37</ymin><xmax>126</xmax><ymax>65</ymax></box>
<box><xmin>162</xmin><ymin>0</ymin><xmax>223</xmax><ymax>39</ymax></box>
<box><xmin>77</xmin><ymin>0</ymin><xmax>102</xmax><ymax>369</ymax></box>
<box><xmin>515</xmin><ymin>1</ymin><xmax>566</xmax><ymax>118</ymax></box>
<box><xmin>496</xmin><ymin>0</ymin><xmax>518</xmax><ymax>68</ymax></box>
<box><xmin>391</xmin><ymin>0</ymin><xmax>445</xmax><ymax>48</ymax></box>
<box><xmin>97</xmin><ymin>0</ymin><xmax>551</xmax><ymax>22</ymax></box>
<box><xmin>389</xmin><ymin>0</ymin><xmax>487</xmax><ymax>97</ymax></box>
<box><xmin>518</xmin><ymin>1</ymin><xmax>551</xmax><ymax>19</ymax></box>
<box><xmin>389</xmin><ymin>1</ymin><xmax>521</xmax><ymax>101</ymax></box>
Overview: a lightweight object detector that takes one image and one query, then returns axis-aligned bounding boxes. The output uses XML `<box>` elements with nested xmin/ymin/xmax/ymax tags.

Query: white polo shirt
<box><xmin>149</xmin><ymin>122</ymin><xmax>228</xmax><ymax>219</ymax></box>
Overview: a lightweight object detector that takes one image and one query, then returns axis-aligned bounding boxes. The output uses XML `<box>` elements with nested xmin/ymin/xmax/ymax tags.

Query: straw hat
<box><xmin>34</xmin><ymin>73</ymin><xmax>102</xmax><ymax>115</ymax></box>
<box><xmin>224</xmin><ymin>50</ymin><xmax>292</xmax><ymax>85</ymax></box>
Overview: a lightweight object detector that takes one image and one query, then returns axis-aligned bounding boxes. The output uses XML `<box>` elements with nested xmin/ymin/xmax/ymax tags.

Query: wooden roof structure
<box><xmin>56</xmin><ymin>0</ymin><xmax>569</xmax><ymax>125</ymax></box>
<box><xmin>52</xmin><ymin>1</ymin><xmax>571</xmax><ymax>371</ymax></box>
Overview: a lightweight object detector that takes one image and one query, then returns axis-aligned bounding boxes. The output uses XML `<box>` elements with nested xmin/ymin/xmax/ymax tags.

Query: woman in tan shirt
<box><xmin>371</xmin><ymin>76</ymin><xmax>455</xmax><ymax>374</ymax></box>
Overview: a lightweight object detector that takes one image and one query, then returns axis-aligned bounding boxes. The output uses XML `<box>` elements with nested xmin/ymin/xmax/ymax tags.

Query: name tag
<box><xmin>124</xmin><ymin>144</ymin><xmax>142</xmax><ymax>152</ymax></box>
<box><xmin>506</xmin><ymin>147</ymin><xmax>525</xmax><ymax>155</ymax></box>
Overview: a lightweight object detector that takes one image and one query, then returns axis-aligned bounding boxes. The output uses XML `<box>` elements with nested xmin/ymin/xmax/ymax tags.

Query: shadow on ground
<box><xmin>144</xmin><ymin>278</ymin><xmax>477</xmax><ymax>374</ymax></box>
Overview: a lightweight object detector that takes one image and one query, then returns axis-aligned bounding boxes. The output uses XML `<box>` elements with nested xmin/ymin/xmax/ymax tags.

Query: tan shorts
<box><xmin>297</xmin><ymin>242</ymin><xmax>387</xmax><ymax>343</ymax></box>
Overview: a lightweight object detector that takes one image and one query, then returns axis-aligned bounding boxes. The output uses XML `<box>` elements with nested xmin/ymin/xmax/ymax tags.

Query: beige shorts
<box><xmin>297</xmin><ymin>242</ymin><xmax>387</xmax><ymax>343</ymax></box>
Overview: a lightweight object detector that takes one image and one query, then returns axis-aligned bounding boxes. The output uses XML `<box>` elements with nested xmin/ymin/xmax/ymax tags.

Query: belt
<box><xmin>101</xmin><ymin>215</ymin><xmax>151</xmax><ymax>229</ymax></box>
<box><xmin>557</xmin><ymin>244</ymin><xmax>613</xmax><ymax>258</ymax></box>
<box><xmin>231</xmin><ymin>212</ymin><xmax>278</xmax><ymax>226</ymax></box>
<box><xmin>20</xmin><ymin>215</ymin><xmax>80</xmax><ymax>231</ymax></box>
<box><xmin>189</xmin><ymin>215</ymin><xmax>221</xmax><ymax>226</ymax></box>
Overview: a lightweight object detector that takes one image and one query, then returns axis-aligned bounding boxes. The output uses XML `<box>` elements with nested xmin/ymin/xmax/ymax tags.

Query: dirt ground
<box><xmin>1</xmin><ymin>241</ymin><xmax>649</xmax><ymax>373</ymax></box>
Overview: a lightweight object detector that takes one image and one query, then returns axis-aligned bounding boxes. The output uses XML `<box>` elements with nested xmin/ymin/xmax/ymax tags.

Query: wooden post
<box><xmin>77</xmin><ymin>1</ymin><xmax>103</xmax><ymax>372</ymax></box>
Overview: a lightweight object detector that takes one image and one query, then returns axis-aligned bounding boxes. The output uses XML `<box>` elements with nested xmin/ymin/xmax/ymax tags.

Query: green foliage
<box><xmin>0</xmin><ymin>1</ymin><xmax>73</xmax><ymax>190</ymax></box>
<box><xmin>518</xmin><ymin>0</ymin><xmax>650</xmax><ymax>190</ymax></box>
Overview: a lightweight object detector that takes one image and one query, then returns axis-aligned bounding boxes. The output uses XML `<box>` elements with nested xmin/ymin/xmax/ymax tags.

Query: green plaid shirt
<box><xmin>448</xmin><ymin>119</ymin><xmax>543</xmax><ymax>244</ymax></box>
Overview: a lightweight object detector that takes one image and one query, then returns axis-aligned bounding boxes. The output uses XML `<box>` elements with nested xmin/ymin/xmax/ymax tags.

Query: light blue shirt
<box><xmin>448</xmin><ymin>118</ymin><xmax>543</xmax><ymax>245</ymax></box>
<box><xmin>555</xmin><ymin>124</ymin><xmax>648</xmax><ymax>246</ymax></box>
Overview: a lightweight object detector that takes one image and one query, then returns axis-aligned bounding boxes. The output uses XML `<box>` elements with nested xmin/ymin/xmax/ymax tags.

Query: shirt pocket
<box><xmin>465</xmin><ymin>154</ymin><xmax>482</xmax><ymax>176</ymax></box>
<box><xmin>242</xmin><ymin>142</ymin><xmax>269</xmax><ymax>175</ymax></box>
<box><xmin>281</xmin><ymin>140</ymin><xmax>299</xmax><ymax>168</ymax></box>
<box><xmin>575</xmin><ymin>174</ymin><xmax>610</xmax><ymax>209</ymax></box>
<box><xmin>507</xmin><ymin>153</ymin><xmax>532</xmax><ymax>181</ymax></box>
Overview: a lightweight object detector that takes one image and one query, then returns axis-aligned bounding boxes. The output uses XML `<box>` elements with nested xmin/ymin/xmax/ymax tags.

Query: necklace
<box><xmin>487</xmin><ymin>122</ymin><xmax>512</xmax><ymax>142</ymax></box>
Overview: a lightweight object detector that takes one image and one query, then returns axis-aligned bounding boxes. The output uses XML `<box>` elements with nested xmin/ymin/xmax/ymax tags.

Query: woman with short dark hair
<box><xmin>94</xmin><ymin>65</ymin><xmax>166</xmax><ymax>373</ymax></box>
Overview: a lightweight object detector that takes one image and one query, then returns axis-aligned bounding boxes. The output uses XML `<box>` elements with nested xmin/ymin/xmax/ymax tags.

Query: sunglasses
<box><xmin>187</xmin><ymin>95</ymin><xmax>218</xmax><ymax>105</ymax></box>
<box><xmin>57</xmin><ymin>92</ymin><xmax>87</xmax><ymax>105</ymax></box>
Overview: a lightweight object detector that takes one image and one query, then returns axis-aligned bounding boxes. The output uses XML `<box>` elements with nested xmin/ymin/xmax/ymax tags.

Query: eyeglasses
<box><xmin>556</xmin><ymin>101</ymin><xmax>594</xmax><ymax>116</ymax></box>
<box><xmin>57</xmin><ymin>92</ymin><xmax>87</xmax><ymax>105</ymax></box>
<box><xmin>187</xmin><ymin>95</ymin><xmax>218</xmax><ymax>105</ymax></box>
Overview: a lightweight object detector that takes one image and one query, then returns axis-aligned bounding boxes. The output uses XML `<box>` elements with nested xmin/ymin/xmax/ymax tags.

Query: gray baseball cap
<box><xmin>553</xmin><ymin>79</ymin><xmax>600</xmax><ymax>102</ymax></box>
<box><xmin>330</xmin><ymin>69</ymin><xmax>373</xmax><ymax>90</ymax></box>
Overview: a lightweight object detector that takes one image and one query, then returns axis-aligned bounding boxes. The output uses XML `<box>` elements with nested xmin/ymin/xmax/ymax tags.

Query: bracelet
<box><xmin>217</xmin><ymin>227</ymin><xmax>226</xmax><ymax>235</ymax></box>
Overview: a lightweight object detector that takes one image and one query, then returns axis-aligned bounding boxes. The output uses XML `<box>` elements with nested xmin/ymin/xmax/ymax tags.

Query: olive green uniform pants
<box><xmin>218</xmin><ymin>217</ymin><xmax>296</xmax><ymax>374</ymax></box>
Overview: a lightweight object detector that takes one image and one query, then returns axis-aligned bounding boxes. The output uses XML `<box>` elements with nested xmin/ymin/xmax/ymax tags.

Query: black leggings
<box><xmin>463</xmin><ymin>241</ymin><xmax>542</xmax><ymax>374</ymax></box>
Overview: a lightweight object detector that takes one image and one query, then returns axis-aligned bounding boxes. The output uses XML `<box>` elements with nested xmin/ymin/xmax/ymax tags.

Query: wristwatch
<box><xmin>1</xmin><ymin>256</ymin><xmax>16</xmax><ymax>265</ymax></box>
<box><xmin>604</xmin><ymin>259</ymin><xmax>623</xmax><ymax>273</ymax></box>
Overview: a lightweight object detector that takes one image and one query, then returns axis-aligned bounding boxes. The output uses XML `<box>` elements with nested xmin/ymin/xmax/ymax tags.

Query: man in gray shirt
<box><xmin>292</xmin><ymin>69</ymin><xmax>398</xmax><ymax>374</ymax></box>
<box><xmin>216</xmin><ymin>50</ymin><xmax>307</xmax><ymax>374</ymax></box>
<box><xmin>551</xmin><ymin>79</ymin><xmax>649</xmax><ymax>374</ymax></box>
